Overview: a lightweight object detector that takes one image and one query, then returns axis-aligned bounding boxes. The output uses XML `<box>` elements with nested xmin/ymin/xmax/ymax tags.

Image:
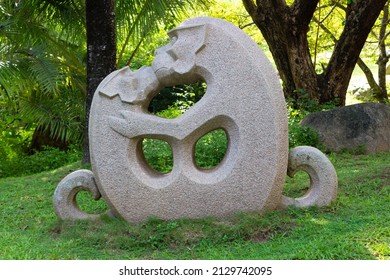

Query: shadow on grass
<box><xmin>44</xmin><ymin>201</ymin><xmax>387</xmax><ymax>260</ymax></box>
<box><xmin>0</xmin><ymin>152</ymin><xmax>389</xmax><ymax>260</ymax></box>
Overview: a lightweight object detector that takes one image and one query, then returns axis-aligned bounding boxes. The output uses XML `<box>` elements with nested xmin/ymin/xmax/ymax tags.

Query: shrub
<box><xmin>286</xmin><ymin>95</ymin><xmax>337</xmax><ymax>150</ymax></box>
<box><xmin>142</xmin><ymin>138</ymin><xmax>174</xmax><ymax>173</ymax></box>
<box><xmin>148</xmin><ymin>82</ymin><xmax>207</xmax><ymax>114</ymax></box>
<box><xmin>0</xmin><ymin>146</ymin><xmax>81</xmax><ymax>178</ymax></box>
<box><xmin>287</xmin><ymin>106</ymin><xmax>321</xmax><ymax>149</ymax></box>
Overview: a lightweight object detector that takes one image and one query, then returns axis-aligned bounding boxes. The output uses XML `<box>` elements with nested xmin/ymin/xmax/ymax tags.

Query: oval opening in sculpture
<box><xmin>148</xmin><ymin>81</ymin><xmax>207</xmax><ymax>119</ymax></box>
<box><xmin>194</xmin><ymin>129</ymin><xmax>228</xmax><ymax>170</ymax></box>
<box><xmin>283</xmin><ymin>171</ymin><xmax>311</xmax><ymax>198</ymax></box>
<box><xmin>141</xmin><ymin>138</ymin><xmax>174</xmax><ymax>173</ymax></box>
<box><xmin>76</xmin><ymin>191</ymin><xmax>108</xmax><ymax>214</ymax></box>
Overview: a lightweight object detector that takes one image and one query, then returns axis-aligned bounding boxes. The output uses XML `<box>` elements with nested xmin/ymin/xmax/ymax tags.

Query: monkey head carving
<box><xmin>152</xmin><ymin>24</ymin><xmax>207</xmax><ymax>86</ymax></box>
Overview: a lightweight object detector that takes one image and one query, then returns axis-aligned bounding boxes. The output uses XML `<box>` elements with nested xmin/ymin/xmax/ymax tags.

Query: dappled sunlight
<box><xmin>345</xmin><ymin>91</ymin><xmax>363</xmax><ymax>106</ymax></box>
<box><xmin>41</xmin><ymin>177</ymin><xmax>49</xmax><ymax>182</ymax></box>
<box><xmin>310</xmin><ymin>218</ymin><xmax>330</xmax><ymax>226</ymax></box>
<box><xmin>0</xmin><ymin>152</ymin><xmax>389</xmax><ymax>259</ymax></box>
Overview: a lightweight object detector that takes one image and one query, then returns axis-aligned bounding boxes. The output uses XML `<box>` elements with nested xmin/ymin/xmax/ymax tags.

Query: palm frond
<box><xmin>1</xmin><ymin>0</ymin><xmax>213</xmax><ymax>146</ymax></box>
<box><xmin>19</xmin><ymin>89</ymin><xmax>85</xmax><ymax>143</ymax></box>
<box><xmin>0</xmin><ymin>59</ymin><xmax>32</xmax><ymax>101</ymax></box>
<box><xmin>28</xmin><ymin>51</ymin><xmax>64</xmax><ymax>96</ymax></box>
<box><xmin>116</xmin><ymin>0</ymin><xmax>213</xmax><ymax>66</ymax></box>
<box><xmin>0</xmin><ymin>0</ymin><xmax>87</xmax><ymax>144</ymax></box>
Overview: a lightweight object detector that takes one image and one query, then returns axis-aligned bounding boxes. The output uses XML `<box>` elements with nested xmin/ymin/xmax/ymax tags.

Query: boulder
<box><xmin>301</xmin><ymin>103</ymin><xmax>390</xmax><ymax>154</ymax></box>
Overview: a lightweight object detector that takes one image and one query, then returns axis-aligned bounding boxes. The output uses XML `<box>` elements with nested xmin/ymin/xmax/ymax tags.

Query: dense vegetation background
<box><xmin>1</xmin><ymin>0</ymin><xmax>389</xmax><ymax>170</ymax></box>
<box><xmin>0</xmin><ymin>0</ymin><xmax>389</xmax><ymax>260</ymax></box>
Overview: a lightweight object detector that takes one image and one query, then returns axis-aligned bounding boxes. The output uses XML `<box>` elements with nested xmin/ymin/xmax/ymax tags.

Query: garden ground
<box><xmin>0</xmin><ymin>151</ymin><xmax>389</xmax><ymax>260</ymax></box>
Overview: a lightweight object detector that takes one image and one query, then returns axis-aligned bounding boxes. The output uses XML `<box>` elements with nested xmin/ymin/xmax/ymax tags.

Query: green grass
<box><xmin>0</xmin><ymin>152</ymin><xmax>389</xmax><ymax>260</ymax></box>
<box><xmin>142</xmin><ymin>129</ymin><xmax>228</xmax><ymax>173</ymax></box>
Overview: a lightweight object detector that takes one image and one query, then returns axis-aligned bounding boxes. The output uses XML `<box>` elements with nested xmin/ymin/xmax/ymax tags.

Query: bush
<box><xmin>287</xmin><ymin>106</ymin><xmax>321</xmax><ymax>149</ymax></box>
<box><xmin>286</xmin><ymin>95</ymin><xmax>337</xmax><ymax>150</ymax></box>
<box><xmin>142</xmin><ymin>138</ymin><xmax>174</xmax><ymax>173</ymax></box>
<box><xmin>0</xmin><ymin>146</ymin><xmax>81</xmax><ymax>178</ymax></box>
<box><xmin>148</xmin><ymin>82</ymin><xmax>207</xmax><ymax>114</ymax></box>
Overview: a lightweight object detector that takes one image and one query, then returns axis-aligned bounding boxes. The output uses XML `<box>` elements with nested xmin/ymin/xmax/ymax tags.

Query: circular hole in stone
<box><xmin>141</xmin><ymin>138</ymin><xmax>174</xmax><ymax>174</ymax></box>
<box><xmin>76</xmin><ymin>191</ymin><xmax>108</xmax><ymax>214</ymax></box>
<box><xmin>283</xmin><ymin>171</ymin><xmax>311</xmax><ymax>198</ymax></box>
<box><xmin>194</xmin><ymin>129</ymin><xmax>228</xmax><ymax>170</ymax></box>
<box><xmin>148</xmin><ymin>81</ymin><xmax>207</xmax><ymax>119</ymax></box>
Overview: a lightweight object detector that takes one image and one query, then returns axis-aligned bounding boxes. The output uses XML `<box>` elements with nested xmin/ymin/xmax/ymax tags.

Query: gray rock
<box><xmin>301</xmin><ymin>103</ymin><xmax>390</xmax><ymax>154</ymax></box>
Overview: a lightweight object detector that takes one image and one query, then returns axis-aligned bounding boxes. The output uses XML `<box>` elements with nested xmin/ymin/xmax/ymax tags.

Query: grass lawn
<box><xmin>0</xmin><ymin>152</ymin><xmax>389</xmax><ymax>260</ymax></box>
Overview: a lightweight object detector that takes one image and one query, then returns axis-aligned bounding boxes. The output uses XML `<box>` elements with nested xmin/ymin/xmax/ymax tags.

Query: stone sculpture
<box><xmin>54</xmin><ymin>17</ymin><xmax>338</xmax><ymax>223</ymax></box>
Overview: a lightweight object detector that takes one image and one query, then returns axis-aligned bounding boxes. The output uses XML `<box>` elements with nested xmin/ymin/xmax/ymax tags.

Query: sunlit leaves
<box><xmin>115</xmin><ymin>0</ymin><xmax>212</xmax><ymax>67</ymax></box>
<box><xmin>0</xmin><ymin>0</ymin><xmax>212</xmax><ymax>146</ymax></box>
<box><xmin>0</xmin><ymin>0</ymin><xmax>86</xmax><ymax>144</ymax></box>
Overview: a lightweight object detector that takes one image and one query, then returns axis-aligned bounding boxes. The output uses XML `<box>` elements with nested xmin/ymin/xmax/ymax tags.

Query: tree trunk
<box><xmin>83</xmin><ymin>0</ymin><xmax>116</xmax><ymax>164</ymax></box>
<box><xmin>30</xmin><ymin>126</ymin><xmax>68</xmax><ymax>152</ymax></box>
<box><xmin>314</xmin><ymin>6</ymin><xmax>388</xmax><ymax>104</ymax></box>
<box><xmin>321</xmin><ymin>0</ymin><xmax>388</xmax><ymax>106</ymax></box>
<box><xmin>356</xmin><ymin>58</ymin><xmax>383</xmax><ymax>97</ymax></box>
<box><xmin>377</xmin><ymin>2</ymin><xmax>389</xmax><ymax>103</ymax></box>
<box><xmin>242</xmin><ymin>0</ymin><xmax>387</xmax><ymax>107</ymax></box>
<box><xmin>243</xmin><ymin>0</ymin><xmax>318</xmax><ymax>106</ymax></box>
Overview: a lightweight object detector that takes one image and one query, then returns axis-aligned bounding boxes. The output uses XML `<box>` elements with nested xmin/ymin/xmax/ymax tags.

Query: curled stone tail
<box><xmin>53</xmin><ymin>169</ymin><xmax>104</xmax><ymax>220</ymax></box>
<box><xmin>281</xmin><ymin>146</ymin><xmax>338</xmax><ymax>208</ymax></box>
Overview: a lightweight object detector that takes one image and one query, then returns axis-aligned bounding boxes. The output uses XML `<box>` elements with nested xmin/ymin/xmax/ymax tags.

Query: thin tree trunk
<box><xmin>377</xmin><ymin>2</ymin><xmax>389</xmax><ymax>103</ymax></box>
<box><xmin>357</xmin><ymin>58</ymin><xmax>383</xmax><ymax>96</ymax></box>
<box><xmin>83</xmin><ymin>0</ymin><xmax>116</xmax><ymax>164</ymax></box>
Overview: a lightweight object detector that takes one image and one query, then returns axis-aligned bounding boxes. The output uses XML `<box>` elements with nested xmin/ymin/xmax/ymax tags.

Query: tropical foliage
<box><xmin>115</xmin><ymin>0</ymin><xmax>211</xmax><ymax>68</ymax></box>
<box><xmin>0</xmin><ymin>0</ymin><xmax>389</xmax><ymax>165</ymax></box>
<box><xmin>0</xmin><ymin>0</ymin><xmax>212</xmax><ymax>157</ymax></box>
<box><xmin>0</xmin><ymin>0</ymin><xmax>87</xmax><ymax>149</ymax></box>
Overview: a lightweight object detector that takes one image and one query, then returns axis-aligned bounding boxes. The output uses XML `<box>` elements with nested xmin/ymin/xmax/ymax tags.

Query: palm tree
<box><xmin>84</xmin><ymin>0</ymin><xmax>212</xmax><ymax>162</ymax></box>
<box><xmin>84</xmin><ymin>0</ymin><xmax>116</xmax><ymax>162</ymax></box>
<box><xmin>0</xmin><ymin>0</ymin><xmax>86</xmax><ymax>150</ymax></box>
<box><xmin>0</xmin><ymin>0</ymin><xmax>212</xmax><ymax>158</ymax></box>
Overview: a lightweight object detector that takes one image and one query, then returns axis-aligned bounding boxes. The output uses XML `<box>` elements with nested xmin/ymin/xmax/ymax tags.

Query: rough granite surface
<box><xmin>89</xmin><ymin>17</ymin><xmax>289</xmax><ymax>222</ymax></box>
<box><xmin>54</xmin><ymin>17</ymin><xmax>338</xmax><ymax>223</ymax></box>
<box><xmin>281</xmin><ymin>146</ymin><xmax>338</xmax><ymax>208</ymax></box>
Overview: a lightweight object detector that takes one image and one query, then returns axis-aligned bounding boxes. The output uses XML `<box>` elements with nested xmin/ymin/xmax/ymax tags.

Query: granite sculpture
<box><xmin>54</xmin><ymin>17</ymin><xmax>338</xmax><ymax>223</ymax></box>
